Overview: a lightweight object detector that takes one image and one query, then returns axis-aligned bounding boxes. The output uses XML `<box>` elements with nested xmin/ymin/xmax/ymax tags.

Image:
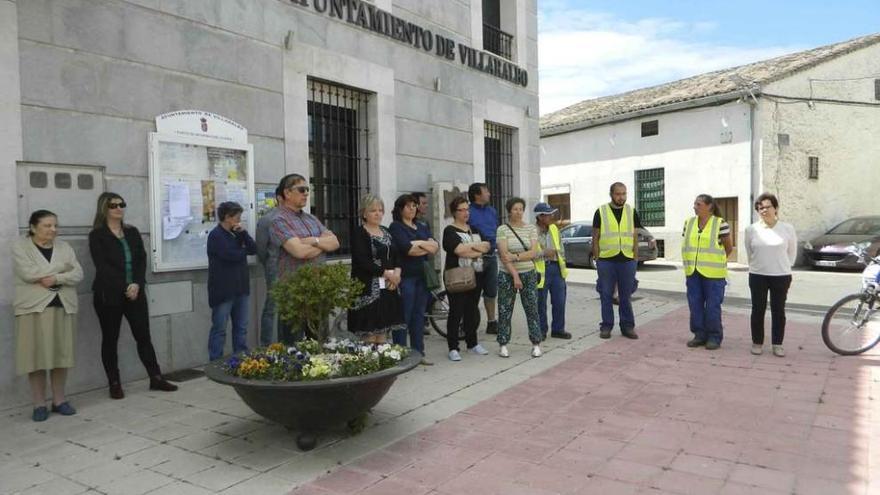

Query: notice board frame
<box><xmin>147</xmin><ymin>132</ymin><xmax>255</xmax><ymax>272</ymax></box>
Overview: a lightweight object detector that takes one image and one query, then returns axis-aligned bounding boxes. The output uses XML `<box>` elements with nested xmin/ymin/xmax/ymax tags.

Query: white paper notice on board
<box><xmin>163</xmin><ymin>216</ymin><xmax>187</xmax><ymax>240</ymax></box>
<box><xmin>168</xmin><ymin>182</ymin><xmax>191</xmax><ymax>218</ymax></box>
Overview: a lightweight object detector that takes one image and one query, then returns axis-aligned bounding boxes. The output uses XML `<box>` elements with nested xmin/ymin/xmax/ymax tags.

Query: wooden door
<box><xmin>715</xmin><ymin>196</ymin><xmax>738</xmax><ymax>259</ymax></box>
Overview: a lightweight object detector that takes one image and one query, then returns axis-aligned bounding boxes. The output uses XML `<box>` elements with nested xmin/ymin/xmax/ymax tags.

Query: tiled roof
<box><xmin>540</xmin><ymin>33</ymin><xmax>880</xmax><ymax>136</ymax></box>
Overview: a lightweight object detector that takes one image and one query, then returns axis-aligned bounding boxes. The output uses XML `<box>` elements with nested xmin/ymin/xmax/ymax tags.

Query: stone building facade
<box><xmin>0</xmin><ymin>0</ymin><xmax>539</xmax><ymax>404</ymax></box>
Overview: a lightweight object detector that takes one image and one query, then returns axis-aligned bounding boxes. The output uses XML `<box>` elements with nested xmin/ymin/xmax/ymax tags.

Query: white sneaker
<box><xmin>468</xmin><ymin>344</ymin><xmax>489</xmax><ymax>355</ymax></box>
<box><xmin>448</xmin><ymin>350</ymin><xmax>462</xmax><ymax>361</ymax></box>
<box><xmin>772</xmin><ymin>345</ymin><xmax>785</xmax><ymax>357</ymax></box>
<box><xmin>531</xmin><ymin>345</ymin><xmax>543</xmax><ymax>358</ymax></box>
<box><xmin>751</xmin><ymin>344</ymin><xmax>763</xmax><ymax>355</ymax></box>
<box><xmin>499</xmin><ymin>345</ymin><xmax>509</xmax><ymax>358</ymax></box>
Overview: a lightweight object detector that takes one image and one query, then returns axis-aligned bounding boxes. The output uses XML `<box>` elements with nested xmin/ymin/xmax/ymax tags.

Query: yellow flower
<box><xmin>268</xmin><ymin>343</ymin><xmax>286</xmax><ymax>354</ymax></box>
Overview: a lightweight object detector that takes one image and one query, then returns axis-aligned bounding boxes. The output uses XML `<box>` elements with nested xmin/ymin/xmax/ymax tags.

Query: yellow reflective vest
<box><xmin>535</xmin><ymin>223</ymin><xmax>567</xmax><ymax>289</ymax></box>
<box><xmin>681</xmin><ymin>216</ymin><xmax>728</xmax><ymax>278</ymax></box>
<box><xmin>597</xmin><ymin>204</ymin><xmax>635</xmax><ymax>259</ymax></box>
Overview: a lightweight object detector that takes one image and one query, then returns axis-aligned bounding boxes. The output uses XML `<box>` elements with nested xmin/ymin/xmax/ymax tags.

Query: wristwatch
<box><xmin>312</xmin><ymin>237</ymin><xmax>320</xmax><ymax>246</ymax></box>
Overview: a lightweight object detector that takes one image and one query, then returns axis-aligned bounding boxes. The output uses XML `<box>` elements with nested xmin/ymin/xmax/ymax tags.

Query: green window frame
<box><xmin>635</xmin><ymin>168</ymin><xmax>665</xmax><ymax>227</ymax></box>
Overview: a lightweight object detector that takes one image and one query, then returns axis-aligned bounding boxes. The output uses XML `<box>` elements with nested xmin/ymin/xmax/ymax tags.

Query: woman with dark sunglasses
<box><xmin>89</xmin><ymin>192</ymin><xmax>177</xmax><ymax>399</ymax></box>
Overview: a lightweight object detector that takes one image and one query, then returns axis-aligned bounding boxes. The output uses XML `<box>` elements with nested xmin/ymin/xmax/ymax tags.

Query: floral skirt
<box><xmin>348</xmin><ymin>286</ymin><xmax>406</xmax><ymax>339</ymax></box>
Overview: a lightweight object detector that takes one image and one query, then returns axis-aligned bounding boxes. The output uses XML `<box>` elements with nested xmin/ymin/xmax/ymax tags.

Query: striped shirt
<box><xmin>497</xmin><ymin>223</ymin><xmax>538</xmax><ymax>273</ymax></box>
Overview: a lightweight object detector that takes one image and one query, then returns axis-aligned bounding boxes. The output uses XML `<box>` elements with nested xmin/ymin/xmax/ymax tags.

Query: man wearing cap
<box><xmin>534</xmin><ymin>203</ymin><xmax>571</xmax><ymax>340</ymax></box>
<box><xmin>592</xmin><ymin>182</ymin><xmax>641</xmax><ymax>340</ymax></box>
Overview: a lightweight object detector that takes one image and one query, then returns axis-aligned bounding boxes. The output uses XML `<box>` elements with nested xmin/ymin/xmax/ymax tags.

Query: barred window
<box><xmin>484</xmin><ymin>121</ymin><xmax>515</xmax><ymax>224</ymax></box>
<box><xmin>308</xmin><ymin>79</ymin><xmax>372</xmax><ymax>256</ymax></box>
<box><xmin>635</xmin><ymin>168</ymin><xmax>665</xmax><ymax>226</ymax></box>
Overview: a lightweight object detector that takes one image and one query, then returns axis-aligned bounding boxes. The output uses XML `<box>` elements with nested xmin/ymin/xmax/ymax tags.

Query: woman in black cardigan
<box><xmin>89</xmin><ymin>192</ymin><xmax>177</xmax><ymax>399</ymax></box>
<box><xmin>346</xmin><ymin>194</ymin><xmax>405</xmax><ymax>344</ymax></box>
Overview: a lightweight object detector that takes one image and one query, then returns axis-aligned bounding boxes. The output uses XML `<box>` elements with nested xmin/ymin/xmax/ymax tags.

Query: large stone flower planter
<box><xmin>204</xmin><ymin>353</ymin><xmax>420</xmax><ymax>450</ymax></box>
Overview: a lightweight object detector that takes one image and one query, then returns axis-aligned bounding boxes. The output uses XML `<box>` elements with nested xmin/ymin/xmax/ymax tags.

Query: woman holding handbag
<box><xmin>496</xmin><ymin>197</ymin><xmax>542</xmax><ymax>358</ymax></box>
<box><xmin>442</xmin><ymin>196</ymin><xmax>491</xmax><ymax>361</ymax></box>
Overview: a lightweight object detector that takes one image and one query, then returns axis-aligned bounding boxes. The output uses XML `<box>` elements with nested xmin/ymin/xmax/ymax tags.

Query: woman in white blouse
<box><xmin>745</xmin><ymin>193</ymin><xmax>797</xmax><ymax>357</ymax></box>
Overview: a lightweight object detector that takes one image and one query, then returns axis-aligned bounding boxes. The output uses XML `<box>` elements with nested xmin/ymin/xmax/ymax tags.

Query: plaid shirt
<box><xmin>270</xmin><ymin>205</ymin><xmax>327</xmax><ymax>277</ymax></box>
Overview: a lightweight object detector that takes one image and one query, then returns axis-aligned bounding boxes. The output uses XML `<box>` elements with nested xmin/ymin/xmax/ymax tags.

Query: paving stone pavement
<box><xmin>0</xmin><ymin>285</ymin><xmax>675</xmax><ymax>494</ymax></box>
<box><xmin>2</xmin><ymin>285</ymin><xmax>876</xmax><ymax>495</ymax></box>
<box><xmin>293</xmin><ymin>305</ymin><xmax>879</xmax><ymax>495</ymax></box>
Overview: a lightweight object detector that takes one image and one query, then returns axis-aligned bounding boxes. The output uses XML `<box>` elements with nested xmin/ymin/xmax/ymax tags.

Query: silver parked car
<box><xmin>803</xmin><ymin>216</ymin><xmax>880</xmax><ymax>270</ymax></box>
<box><xmin>558</xmin><ymin>221</ymin><xmax>658</xmax><ymax>269</ymax></box>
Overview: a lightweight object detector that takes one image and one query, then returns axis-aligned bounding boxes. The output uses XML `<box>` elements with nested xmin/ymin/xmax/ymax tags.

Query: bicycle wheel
<box><xmin>821</xmin><ymin>293</ymin><xmax>880</xmax><ymax>355</ymax></box>
<box><xmin>428</xmin><ymin>293</ymin><xmax>450</xmax><ymax>337</ymax></box>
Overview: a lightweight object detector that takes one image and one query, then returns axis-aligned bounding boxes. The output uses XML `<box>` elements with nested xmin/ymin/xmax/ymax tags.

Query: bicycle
<box><xmin>331</xmin><ymin>288</ymin><xmax>477</xmax><ymax>339</ymax></box>
<box><xmin>821</xmin><ymin>244</ymin><xmax>880</xmax><ymax>355</ymax></box>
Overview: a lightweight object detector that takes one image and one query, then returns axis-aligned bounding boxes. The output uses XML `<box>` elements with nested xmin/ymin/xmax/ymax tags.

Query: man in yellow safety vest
<box><xmin>592</xmin><ymin>182</ymin><xmax>641</xmax><ymax>340</ymax></box>
<box><xmin>534</xmin><ymin>203</ymin><xmax>570</xmax><ymax>340</ymax></box>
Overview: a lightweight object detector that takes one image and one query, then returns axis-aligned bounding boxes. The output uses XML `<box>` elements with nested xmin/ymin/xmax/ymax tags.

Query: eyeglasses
<box><xmin>288</xmin><ymin>185</ymin><xmax>309</xmax><ymax>194</ymax></box>
<box><xmin>455</xmin><ymin>208</ymin><xmax>469</xmax><ymax>212</ymax></box>
<box><xmin>756</xmin><ymin>205</ymin><xmax>773</xmax><ymax>211</ymax></box>
<box><xmin>108</xmin><ymin>202</ymin><xmax>127</xmax><ymax>209</ymax></box>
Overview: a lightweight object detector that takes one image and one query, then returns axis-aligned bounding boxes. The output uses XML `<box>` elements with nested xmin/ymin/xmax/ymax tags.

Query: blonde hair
<box><xmin>358</xmin><ymin>193</ymin><xmax>385</xmax><ymax>222</ymax></box>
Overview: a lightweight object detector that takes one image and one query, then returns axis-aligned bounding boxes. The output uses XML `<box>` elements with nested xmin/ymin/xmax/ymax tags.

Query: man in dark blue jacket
<box><xmin>207</xmin><ymin>202</ymin><xmax>257</xmax><ymax>360</ymax></box>
<box><xmin>468</xmin><ymin>183</ymin><xmax>499</xmax><ymax>335</ymax></box>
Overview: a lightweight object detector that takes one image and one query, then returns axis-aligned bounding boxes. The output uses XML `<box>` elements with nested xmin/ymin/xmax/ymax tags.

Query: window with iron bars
<box><xmin>484</xmin><ymin>121</ymin><xmax>515</xmax><ymax>224</ymax></box>
<box><xmin>308</xmin><ymin>78</ymin><xmax>372</xmax><ymax>256</ymax></box>
<box><xmin>635</xmin><ymin>168</ymin><xmax>665</xmax><ymax>226</ymax></box>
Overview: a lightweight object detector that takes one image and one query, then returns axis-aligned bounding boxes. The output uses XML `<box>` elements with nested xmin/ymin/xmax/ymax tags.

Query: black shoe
<box><xmin>599</xmin><ymin>329</ymin><xmax>612</xmax><ymax>339</ymax></box>
<box><xmin>705</xmin><ymin>341</ymin><xmax>721</xmax><ymax>350</ymax></box>
<box><xmin>109</xmin><ymin>382</ymin><xmax>125</xmax><ymax>400</ymax></box>
<box><xmin>551</xmin><ymin>331</ymin><xmax>572</xmax><ymax>340</ymax></box>
<box><xmin>149</xmin><ymin>376</ymin><xmax>178</xmax><ymax>392</ymax></box>
<box><xmin>686</xmin><ymin>338</ymin><xmax>706</xmax><ymax>348</ymax></box>
<box><xmin>486</xmin><ymin>320</ymin><xmax>498</xmax><ymax>335</ymax></box>
<box><xmin>620</xmin><ymin>329</ymin><xmax>638</xmax><ymax>340</ymax></box>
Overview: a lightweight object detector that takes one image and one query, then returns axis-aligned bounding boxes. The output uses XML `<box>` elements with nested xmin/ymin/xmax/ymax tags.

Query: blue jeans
<box><xmin>259</xmin><ymin>266</ymin><xmax>277</xmax><ymax>346</ymax></box>
<box><xmin>538</xmin><ymin>262</ymin><xmax>567</xmax><ymax>335</ymax></box>
<box><xmin>396</xmin><ymin>276</ymin><xmax>428</xmax><ymax>355</ymax></box>
<box><xmin>686</xmin><ymin>273</ymin><xmax>726</xmax><ymax>344</ymax></box>
<box><xmin>209</xmin><ymin>295</ymin><xmax>249</xmax><ymax>361</ymax></box>
<box><xmin>597</xmin><ymin>259</ymin><xmax>637</xmax><ymax>331</ymax></box>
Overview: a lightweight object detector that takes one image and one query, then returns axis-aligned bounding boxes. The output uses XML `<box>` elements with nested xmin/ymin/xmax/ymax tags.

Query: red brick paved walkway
<box><xmin>292</xmin><ymin>307</ymin><xmax>876</xmax><ymax>494</ymax></box>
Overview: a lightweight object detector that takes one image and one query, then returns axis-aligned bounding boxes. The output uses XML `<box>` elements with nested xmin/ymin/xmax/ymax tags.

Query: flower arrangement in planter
<box><xmin>223</xmin><ymin>339</ymin><xmax>409</xmax><ymax>382</ymax></box>
<box><xmin>206</xmin><ymin>262</ymin><xmax>421</xmax><ymax>451</ymax></box>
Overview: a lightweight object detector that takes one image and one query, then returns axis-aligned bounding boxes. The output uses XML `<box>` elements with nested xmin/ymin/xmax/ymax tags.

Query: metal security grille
<box><xmin>484</xmin><ymin>121</ymin><xmax>515</xmax><ymax>224</ymax></box>
<box><xmin>483</xmin><ymin>23</ymin><xmax>513</xmax><ymax>60</ymax></box>
<box><xmin>308</xmin><ymin>79</ymin><xmax>371</xmax><ymax>256</ymax></box>
<box><xmin>635</xmin><ymin>168</ymin><xmax>665</xmax><ymax>226</ymax></box>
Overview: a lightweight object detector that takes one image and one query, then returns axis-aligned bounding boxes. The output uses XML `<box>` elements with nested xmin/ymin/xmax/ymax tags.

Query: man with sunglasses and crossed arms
<box><xmin>270</xmin><ymin>174</ymin><xmax>340</xmax><ymax>343</ymax></box>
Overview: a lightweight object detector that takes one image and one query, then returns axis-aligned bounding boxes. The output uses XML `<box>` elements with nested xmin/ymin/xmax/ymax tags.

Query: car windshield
<box><xmin>828</xmin><ymin>218</ymin><xmax>880</xmax><ymax>235</ymax></box>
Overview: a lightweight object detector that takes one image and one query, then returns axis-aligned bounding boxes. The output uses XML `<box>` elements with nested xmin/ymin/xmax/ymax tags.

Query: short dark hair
<box><xmin>449</xmin><ymin>196</ymin><xmax>469</xmax><ymax>215</ymax></box>
<box><xmin>392</xmin><ymin>194</ymin><xmax>417</xmax><ymax>222</ymax></box>
<box><xmin>505</xmin><ymin>196</ymin><xmax>525</xmax><ymax>213</ymax></box>
<box><xmin>411</xmin><ymin>191</ymin><xmax>427</xmax><ymax>202</ymax></box>
<box><xmin>610</xmin><ymin>182</ymin><xmax>626</xmax><ymax>194</ymax></box>
<box><xmin>217</xmin><ymin>201</ymin><xmax>244</xmax><ymax>222</ymax></box>
<box><xmin>28</xmin><ymin>209</ymin><xmax>57</xmax><ymax>237</ymax></box>
<box><xmin>277</xmin><ymin>173</ymin><xmax>306</xmax><ymax>200</ymax></box>
<box><xmin>754</xmin><ymin>192</ymin><xmax>779</xmax><ymax>210</ymax></box>
<box><xmin>468</xmin><ymin>183</ymin><xmax>487</xmax><ymax>203</ymax></box>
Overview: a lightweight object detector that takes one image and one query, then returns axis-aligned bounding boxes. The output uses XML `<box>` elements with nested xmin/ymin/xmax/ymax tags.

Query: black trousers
<box><xmin>748</xmin><ymin>273</ymin><xmax>792</xmax><ymax>346</ymax></box>
<box><xmin>93</xmin><ymin>293</ymin><xmax>162</xmax><ymax>383</ymax></box>
<box><xmin>446</xmin><ymin>287</ymin><xmax>481</xmax><ymax>352</ymax></box>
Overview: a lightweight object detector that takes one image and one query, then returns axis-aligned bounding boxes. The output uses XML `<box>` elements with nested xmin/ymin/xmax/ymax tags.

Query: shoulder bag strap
<box><xmin>505</xmin><ymin>223</ymin><xmax>529</xmax><ymax>251</ymax></box>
